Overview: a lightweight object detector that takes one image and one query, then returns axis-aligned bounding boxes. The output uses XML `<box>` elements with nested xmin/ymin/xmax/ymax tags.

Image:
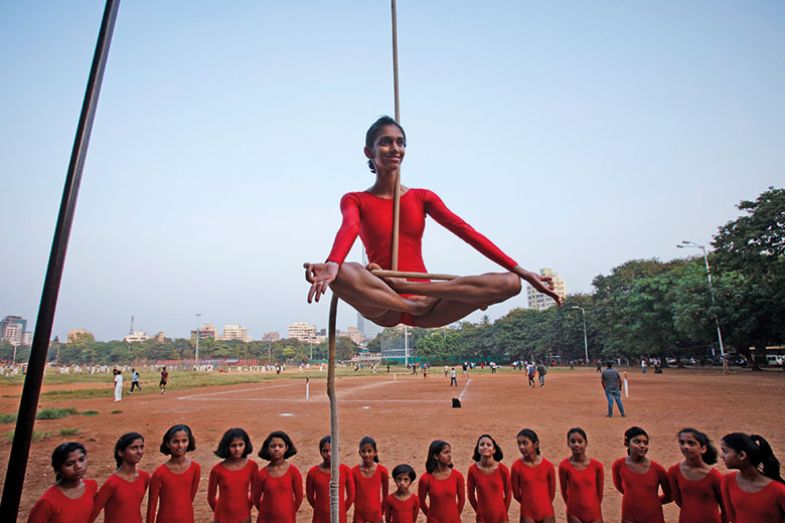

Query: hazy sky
<box><xmin>1</xmin><ymin>1</ymin><xmax>783</xmax><ymax>341</ymax></box>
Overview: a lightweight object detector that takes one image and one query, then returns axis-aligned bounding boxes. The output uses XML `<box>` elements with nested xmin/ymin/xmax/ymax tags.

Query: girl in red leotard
<box><xmin>304</xmin><ymin>116</ymin><xmax>561</xmax><ymax>329</ymax></box>
<box><xmin>28</xmin><ymin>442</ymin><xmax>97</xmax><ymax>523</ymax></box>
<box><xmin>418</xmin><ymin>440</ymin><xmax>465</xmax><ymax>523</ymax></box>
<box><xmin>351</xmin><ymin>436</ymin><xmax>388</xmax><ymax>523</ymax></box>
<box><xmin>253</xmin><ymin>431</ymin><xmax>304</xmax><ymax>523</ymax></box>
<box><xmin>306</xmin><ymin>435</ymin><xmax>355</xmax><ymax>523</ymax></box>
<box><xmin>611</xmin><ymin>426</ymin><xmax>671</xmax><ymax>523</ymax></box>
<box><xmin>208</xmin><ymin>428</ymin><xmax>259</xmax><ymax>523</ymax></box>
<box><xmin>90</xmin><ymin>432</ymin><xmax>150</xmax><ymax>523</ymax></box>
<box><xmin>720</xmin><ymin>432</ymin><xmax>785</xmax><ymax>523</ymax></box>
<box><xmin>146</xmin><ymin>424</ymin><xmax>201</xmax><ymax>523</ymax></box>
<box><xmin>511</xmin><ymin>429</ymin><xmax>555</xmax><ymax>523</ymax></box>
<box><xmin>385</xmin><ymin>464</ymin><xmax>420</xmax><ymax>523</ymax></box>
<box><xmin>558</xmin><ymin>427</ymin><xmax>603</xmax><ymax>523</ymax></box>
<box><xmin>467</xmin><ymin>434</ymin><xmax>511</xmax><ymax>523</ymax></box>
<box><xmin>667</xmin><ymin>428</ymin><xmax>725</xmax><ymax>523</ymax></box>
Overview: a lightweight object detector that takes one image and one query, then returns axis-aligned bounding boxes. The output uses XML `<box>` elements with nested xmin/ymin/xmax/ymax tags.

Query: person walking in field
<box><xmin>536</xmin><ymin>362</ymin><xmax>547</xmax><ymax>387</ymax></box>
<box><xmin>113</xmin><ymin>369</ymin><xmax>123</xmax><ymax>402</ymax></box>
<box><xmin>159</xmin><ymin>367</ymin><xmax>168</xmax><ymax>394</ymax></box>
<box><xmin>601</xmin><ymin>362</ymin><xmax>625</xmax><ymax>417</ymax></box>
<box><xmin>449</xmin><ymin>368</ymin><xmax>458</xmax><ymax>387</ymax></box>
<box><xmin>130</xmin><ymin>368</ymin><xmax>141</xmax><ymax>393</ymax></box>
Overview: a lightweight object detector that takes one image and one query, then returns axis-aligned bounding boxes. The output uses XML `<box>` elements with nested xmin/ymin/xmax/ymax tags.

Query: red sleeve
<box><xmin>510</xmin><ymin>461</ymin><xmax>522</xmax><ymax>503</ymax></box>
<box><xmin>418</xmin><ymin>474</ymin><xmax>429</xmax><ymax>516</ymax></box>
<box><xmin>455</xmin><ymin>470</ymin><xmax>466</xmax><ymax>514</ymax></box>
<box><xmin>547</xmin><ymin>460</ymin><xmax>556</xmax><ymax>503</ymax></box>
<box><xmin>466</xmin><ymin>465</ymin><xmax>478</xmax><ymax>511</ymax></box>
<box><xmin>558</xmin><ymin>461</ymin><xmax>569</xmax><ymax>506</ymax></box>
<box><xmin>411</xmin><ymin>494</ymin><xmax>420</xmax><ymax>521</ymax></box>
<box><xmin>207</xmin><ymin>465</ymin><xmax>219</xmax><ymax>512</ymax></box>
<box><xmin>147</xmin><ymin>468</ymin><xmax>162</xmax><ymax>523</ymax></box>
<box><xmin>422</xmin><ymin>190</ymin><xmax>518</xmax><ymax>271</ymax></box>
<box><xmin>501</xmin><ymin>463</ymin><xmax>512</xmax><ymax>511</ymax></box>
<box><xmin>721</xmin><ymin>473</ymin><xmax>736</xmax><ymax>523</ymax></box>
<box><xmin>612</xmin><ymin>458</ymin><xmax>624</xmax><ymax>494</ymax></box>
<box><xmin>306</xmin><ymin>467</ymin><xmax>317</xmax><ymax>508</ymax></box>
<box><xmin>710</xmin><ymin>469</ymin><xmax>728</xmax><ymax>523</ymax></box>
<box><xmin>90</xmin><ymin>476</ymin><xmax>115</xmax><ymax>522</ymax></box>
<box><xmin>252</xmin><ymin>468</ymin><xmax>265</xmax><ymax>510</ymax></box>
<box><xmin>380</xmin><ymin>465</ymin><xmax>390</xmax><ymax>514</ymax></box>
<box><xmin>383</xmin><ymin>495</ymin><xmax>392</xmax><ymax>523</ymax></box>
<box><xmin>654</xmin><ymin>462</ymin><xmax>671</xmax><ymax>504</ymax></box>
<box><xmin>190</xmin><ymin>461</ymin><xmax>201</xmax><ymax>502</ymax></box>
<box><xmin>343</xmin><ymin>465</ymin><xmax>355</xmax><ymax>511</ymax></box>
<box><xmin>291</xmin><ymin>465</ymin><xmax>305</xmax><ymax>512</ymax></box>
<box><xmin>27</xmin><ymin>494</ymin><xmax>55</xmax><ymax>523</ymax></box>
<box><xmin>595</xmin><ymin>460</ymin><xmax>604</xmax><ymax>504</ymax></box>
<box><xmin>667</xmin><ymin>464</ymin><xmax>682</xmax><ymax>508</ymax></box>
<box><xmin>326</xmin><ymin>193</ymin><xmax>361</xmax><ymax>265</ymax></box>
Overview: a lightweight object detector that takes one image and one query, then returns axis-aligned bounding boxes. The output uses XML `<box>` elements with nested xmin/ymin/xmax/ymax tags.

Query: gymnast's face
<box><xmin>365</xmin><ymin>125</ymin><xmax>405</xmax><ymax>173</ymax></box>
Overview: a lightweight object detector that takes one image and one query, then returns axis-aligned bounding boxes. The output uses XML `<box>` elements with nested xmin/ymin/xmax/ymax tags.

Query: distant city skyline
<box><xmin>2</xmin><ymin>2</ymin><xmax>782</xmax><ymax>341</ymax></box>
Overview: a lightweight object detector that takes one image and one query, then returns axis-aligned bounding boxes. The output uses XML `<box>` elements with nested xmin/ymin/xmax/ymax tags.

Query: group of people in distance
<box><xmin>28</xmin><ymin>423</ymin><xmax>785</xmax><ymax>523</ymax></box>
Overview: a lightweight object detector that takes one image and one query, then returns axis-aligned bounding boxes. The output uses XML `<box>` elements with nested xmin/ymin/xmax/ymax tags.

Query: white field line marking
<box><xmin>458</xmin><ymin>378</ymin><xmax>472</xmax><ymax>401</ymax></box>
<box><xmin>176</xmin><ymin>382</ymin><xmax>299</xmax><ymax>400</ymax></box>
<box><xmin>177</xmin><ymin>396</ymin><xmax>446</xmax><ymax>404</ymax></box>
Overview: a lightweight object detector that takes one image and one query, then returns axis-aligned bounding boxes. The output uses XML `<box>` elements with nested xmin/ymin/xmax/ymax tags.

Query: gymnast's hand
<box><xmin>304</xmin><ymin>261</ymin><xmax>339</xmax><ymax>303</ymax></box>
<box><xmin>516</xmin><ymin>267</ymin><xmax>563</xmax><ymax>307</ymax></box>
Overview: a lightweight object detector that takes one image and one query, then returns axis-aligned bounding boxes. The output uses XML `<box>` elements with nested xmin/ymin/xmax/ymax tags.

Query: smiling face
<box><xmin>477</xmin><ymin>436</ymin><xmax>495</xmax><ymax>460</ymax></box>
<box><xmin>167</xmin><ymin>430</ymin><xmax>190</xmax><ymax>458</ymax></box>
<box><xmin>228</xmin><ymin>437</ymin><xmax>246</xmax><ymax>460</ymax></box>
<box><xmin>364</xmin><ymin>124</ymin><xmax>405</xmax><ymax>174</ymax></box>
<box><xmin>119</xmin><ymin>438</ymin><xmax>144</xmax><ymax>466</ymax></box>
<box><xmin>627</xmin><ymin>434</ymin><xmax>649</xmax><ymax>459</ymax></box>
<box><xmin>679</xmin><ymin>431</ymin><xmax>706</xmax><ymax>462</ymax></box>
<box><xmin>568</xmin><ymin>432</ymin><xmax>587</xmax><ymax>457</ymax></box>
<box><xmin>517</xmin><ymin>436</ymin><xmax>538</xmax><ymax>459</ymax></box>
<box><xmin>59</xmin><ymin>449</ymin><xmax>87</xmax><ymax>482</ymax></box>
<box><xmin>359</xmin><ymin>442</ymin><xmax>377</xmax><ymax>465</ymax></box>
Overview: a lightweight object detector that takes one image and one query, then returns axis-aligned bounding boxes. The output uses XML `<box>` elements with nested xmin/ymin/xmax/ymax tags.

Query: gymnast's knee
<box><xmin>500</xmin><ymin>272</ymin><xmax>522</xmax><ymax>299</ymax></box>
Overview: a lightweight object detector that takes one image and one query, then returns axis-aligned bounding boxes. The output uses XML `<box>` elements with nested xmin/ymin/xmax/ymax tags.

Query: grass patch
<box><xmin>81</xmin><ymin>410</ymin><xmax>99</xmax><ymax>416</ymax></box>
<box><xmin>110</xmin><ymin>410</ymin><xmax>122</xmax><ymax>414</ymax></box>
<box><xmin>6</xmin><ymin>430</ymin><xmax>49</xmax><ymax>443</ymax></box>
<box><xmin>59</xmin><ymin>428</ymin><xmax>79</xmax><ymax>436</ymax></box>
<box><xmin>36</xmin><ymin>407</ymin><xmax>78</xmax><ymax>420</ymax></box>
<box><xmin>0</xmin><ymin>413</ymin><xmax>16</xmax><ymax>424</ymax></box>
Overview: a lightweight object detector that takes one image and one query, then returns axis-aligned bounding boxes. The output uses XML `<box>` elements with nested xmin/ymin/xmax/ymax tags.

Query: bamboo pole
<box><xmin>390</xmin><ymin>0</ymin><xmax>401</xmax><ymax>271</ymax></box>
<box><xmin>327</xmin><ymin>293</ymin><xmax>340</xmax><ymax>523</ymax></box>
<box><xmin>370</xmin><ymin>269</ymin><xmax>458</xmax><ymax>281</ymax></box>
<box><xmin>0</xmin><ymin>1</ymin><xmax>121</xmax><ymax>518</ymax></box>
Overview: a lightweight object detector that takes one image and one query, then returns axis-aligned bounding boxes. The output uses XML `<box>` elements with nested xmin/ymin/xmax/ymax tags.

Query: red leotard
<box><xmin>667</xmin><ymin>464</ymin><xmax>723</xmax><ymax>523</ymax></box>
<box><xmin>326</xmin><ymin>189</ymin><xmax>518</xmax><ymax>273</ymax></box>
<box><xmin>384</xmin><ymin>493</ymin><xmax>419</xmax><ymax>523</ymax></box>
<box><xmin>558</xmin><ymin>458</ymin><xmax>603</xmax><ymax>522</ymax></box>
<box><xmin>146</xmin><ymin>461</ymin><xmax>201</xmax><ymax>523</ymax></box>
<box><xmin>611</xmin><ymin>458</ymin><xmax>670</xmax><ymax>523</ymax></box>
<box><xmin>417</xmin><ymin>469</ymin><xmax>466</xmax><ymax>523</ymax></box>
<box><xmin>467</xmin><ymin>463</ymin><xmax>511</xmax><ymax>523</ymax></box>
<box><xmin>352</xmin><ymin>464</ymin><xmax>389</xmax><ymax>523</ymax></box>
<box><xmin>253</xmin><ymin>464</ymin><xmax>304</xmax><ymax>523</ymax></box>
<box><xmin>90</xmin><ymin>471</ymin><xmax>150</xmax><ymax>523</ymax></box>
<box><xmin>510</xmin><ymin>458</ymin><xmax>556</xmax><ymax>521</ymax></box>
<box><xmin>721</xmin><ymin>472</ymin><xmax>785</xmax><ymax>523</ymax></box>
<box><xmin>208</xmin><ymin>460</ymin><xmax>259</xmax><ymax>523</ymax></box>
<box><xmin>28</xmin><ymin>480</ymin><xmax>98</xmax><ymax>523</ymax></box>
<box><xmin>306</xmin><ymin>464</ymin><xmax>355</xmax><ymax>523</ymax></box>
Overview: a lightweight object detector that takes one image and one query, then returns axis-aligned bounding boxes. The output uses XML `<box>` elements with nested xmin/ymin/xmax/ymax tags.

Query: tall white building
<box><xmin>1</xmin><ymin>316</ymin><xmax>26</xmax><ymax>346</ymax></box>
<box><xmin>288</xmin><ymin>322</ymin><xmax>319</xmax><ymax>343</ymax></box>
<box><xmin>526</xmin><ymin>268</ymin><xmax>566</xmax><ymax>311</ymax></box>
<box><xmin>222</xmin><ymin>324</ymin><xmax>250</xmax><ymax>342</ymax></box>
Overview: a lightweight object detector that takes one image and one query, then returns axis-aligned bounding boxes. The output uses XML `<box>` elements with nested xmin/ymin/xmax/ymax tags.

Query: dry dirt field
<box><xmin>2</xmin><ymin>367</ymin><xmax>784</xmax><ymax>522</ymax></box>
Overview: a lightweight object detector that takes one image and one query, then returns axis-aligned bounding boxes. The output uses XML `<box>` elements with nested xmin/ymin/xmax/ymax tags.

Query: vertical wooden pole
<box><xmin>390</xmin><ymin>0</ymin><xmax>401</xmax><ymax>270</ymax></box>
<box><xmin>327</xmin><ymin>294</ymin><xmax>340</xmax><ymax>523</ymax></box>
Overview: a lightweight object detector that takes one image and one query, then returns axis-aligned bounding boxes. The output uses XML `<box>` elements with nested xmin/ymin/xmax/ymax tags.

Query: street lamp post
<box><xmin>569</xmin><ymin>306</ymin><xmax>590</xmax><ymax>364</ymax></box>
<box><xmin>194</xmin><ymin>313</ymin><xmax>202</xmax><ymax>370</ymax></box>
<box><xmin>677</xmin><ymin>241</ymin><xmax>725</xmax><ymax>358</ymax></box>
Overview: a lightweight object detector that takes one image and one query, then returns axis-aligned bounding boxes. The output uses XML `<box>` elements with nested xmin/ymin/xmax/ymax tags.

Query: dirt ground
<box><xmin>2</xmin><ymin>367</ymin><xmax>784</xmax><ymax>522</ymax></box>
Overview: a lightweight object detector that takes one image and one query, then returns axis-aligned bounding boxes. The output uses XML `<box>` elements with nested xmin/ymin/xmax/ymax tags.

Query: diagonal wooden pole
<box><xmin>0</xmin><ymin>0</ymin><xmax>121</xmax><ymax>519</ymax></box>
